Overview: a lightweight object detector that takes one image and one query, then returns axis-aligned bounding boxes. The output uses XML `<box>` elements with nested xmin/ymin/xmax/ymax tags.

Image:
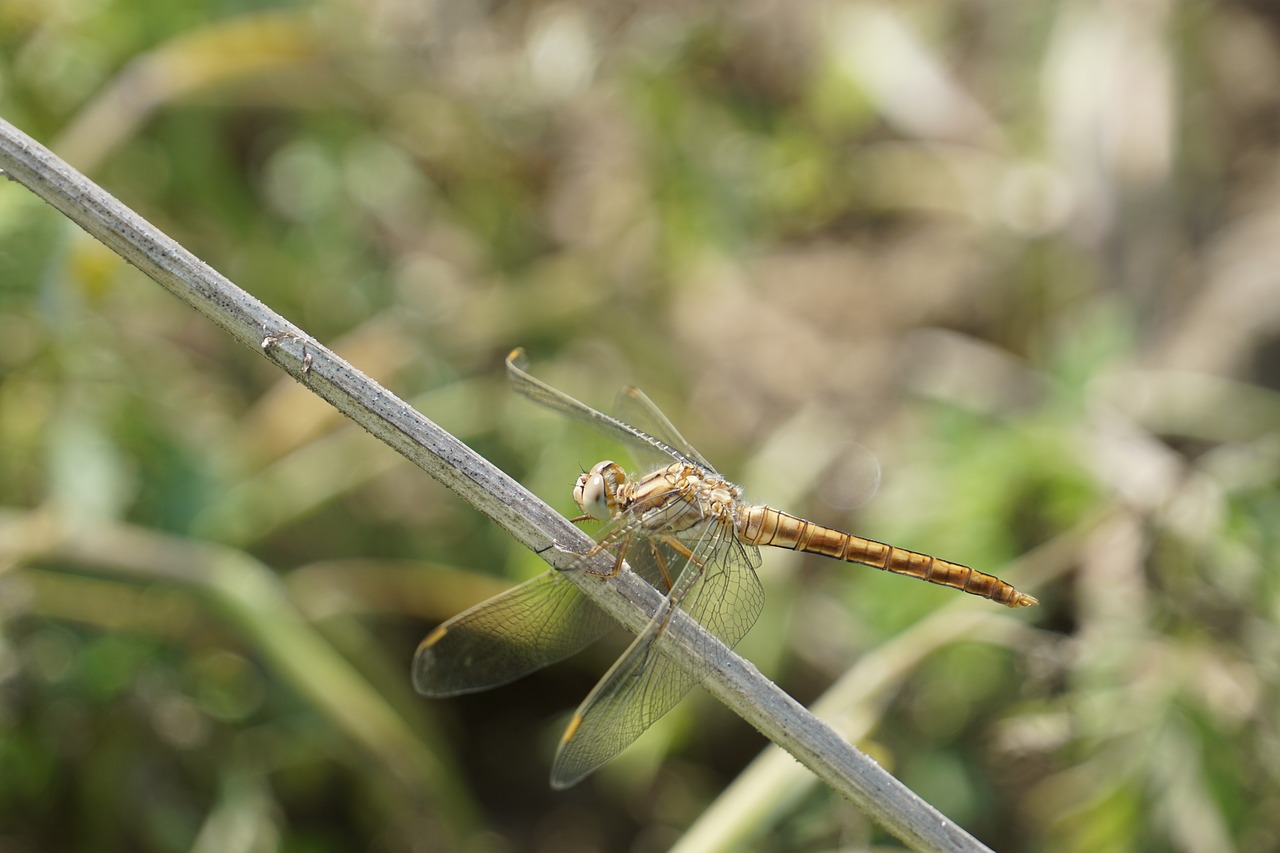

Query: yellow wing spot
<box><xmin>562</xmin><ymin>712</ymin><xmax>584</xmax><ymax>743</ymax></box>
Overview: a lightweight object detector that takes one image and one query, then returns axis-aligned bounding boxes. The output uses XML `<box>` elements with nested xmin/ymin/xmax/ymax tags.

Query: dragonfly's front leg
<box><xmin>538</xmin><ymin>538</ymin><xmax>630</xmax><ymax>580</ymax></box>
<box><xmin>578</xmin><ymin>529</ymin><xmax>636</xmax><ymax>579</ymax></box>
<box><xmin>564</xmin><ymin>511</ymin><xmax>632</xmax><ymax>578</ymax></box>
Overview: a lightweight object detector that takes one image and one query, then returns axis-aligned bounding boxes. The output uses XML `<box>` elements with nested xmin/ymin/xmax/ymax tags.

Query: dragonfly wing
<box><xmin>414</xmin><ymin>488</ymin><xmax>690</xmax><ymax>700</ymax></box>
<box><xmin>549</xmin><ymin>522</ymin><xmax>766</xmax><ymax>788</ymax></box>
<box><xmin>615</xmin><ymin>385</ymin><xmax>714</xmax><ymax>472</ymax></box>
<box><xmin>413</xmin><ymin>570</ymin><xmax>615</xmax><ymax>697</ymax></box>
<box><xmin>507</xmin><ymin>349</ymin><xmax>699</xmax><ymax>470</ymax></box>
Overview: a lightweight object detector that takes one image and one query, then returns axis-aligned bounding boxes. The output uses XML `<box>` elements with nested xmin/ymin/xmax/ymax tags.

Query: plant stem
<box><xmin>0</xmin><ymin>115</ymin><xmax>999</xmax><ymax>853</ymax></box>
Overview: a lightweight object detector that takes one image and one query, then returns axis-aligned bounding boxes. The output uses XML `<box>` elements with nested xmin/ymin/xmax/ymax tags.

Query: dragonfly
<box><xmin>413</xmin><ymin>349</ymin><xmax>1037</xmax><ymax>789</ymax></box>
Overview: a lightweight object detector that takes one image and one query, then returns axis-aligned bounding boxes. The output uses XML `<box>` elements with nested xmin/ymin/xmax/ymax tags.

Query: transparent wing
<box><xmin>615</xmin><ymin>385</ymin><xmax>714</xmax><ymax>471</ymax></box>
<box><xmin>413</xmin><ymin>570</ymin><xmax>615</xmax><ymax>697</ymax></box>
<box><xmin>414</xmin><ymin>492</ymin><xmax>688</xmax><ymax>698</ymax></box>
<box><xmin>507</xmin><ymin>349</ymin><xmax>700</xmax><ymax>471</ymax></box>
<box><xmin>549</xmin><ymin>522</ymin><xmax>766</xmax><ymax>789</ymax></box>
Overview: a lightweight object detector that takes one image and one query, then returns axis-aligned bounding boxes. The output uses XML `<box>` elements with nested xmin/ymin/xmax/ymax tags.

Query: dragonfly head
<box><xmin>574</xmin><ymin>460</ymin><xmax>626</xmax><ymax>521</ymax></box>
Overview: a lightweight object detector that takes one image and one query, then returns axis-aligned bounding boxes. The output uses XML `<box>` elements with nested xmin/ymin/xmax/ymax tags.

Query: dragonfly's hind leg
<box><xmin>655</xmin><ymin>535</ymin><xmax>706</xmax><ymax>590</ymax></box>
<box><xmin>647</xmin><ymin>542</ymin><xmax>675</xmax><ymax>591</ymax></box>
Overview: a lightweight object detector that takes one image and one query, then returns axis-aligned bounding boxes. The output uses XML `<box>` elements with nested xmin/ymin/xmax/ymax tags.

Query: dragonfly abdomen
<box><xmin>738</xmin><ymin>505</ymin><xmax>1037</xmax><ymax>608</ymax></box>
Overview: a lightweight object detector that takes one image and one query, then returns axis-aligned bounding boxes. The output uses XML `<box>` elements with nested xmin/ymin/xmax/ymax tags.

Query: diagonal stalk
<box><xmin>0</xmin><ymin>116</ymin><xmax>1012</xmax><ymax>853</ymax></box>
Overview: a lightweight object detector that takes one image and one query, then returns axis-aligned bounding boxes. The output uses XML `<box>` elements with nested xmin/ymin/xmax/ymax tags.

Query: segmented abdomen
<box><xmin>737</xmin><ymin>505</ymin><xmax>1037</xmax><ymax>608</ymax></box>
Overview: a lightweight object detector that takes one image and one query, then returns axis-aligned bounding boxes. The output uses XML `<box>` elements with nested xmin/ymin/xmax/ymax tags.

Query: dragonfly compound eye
<box><xmin>575</xmin><ymin>471</ymin><xmax>613</xmax><ymax>520</ymax></box>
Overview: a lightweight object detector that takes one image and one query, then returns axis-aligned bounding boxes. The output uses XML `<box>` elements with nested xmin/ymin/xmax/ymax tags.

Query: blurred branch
<box><xmin>0</xmin><ymin>507</ymin><xmax>473</xmax><ymax>840</ymax></box>
<box><xmin>51</xmin><ymin>10</ymin><xmax>325</xmax><ymax>173</ymax></box>
<box><xmin>0</xmin><ymin>116</ymin><xmax>1001</xmax><ymax>853</ymax></box>
<box><xmin>676</xmin><ymin>510</ymin><xmax>1101</xmax><ymax>853</ymax></box>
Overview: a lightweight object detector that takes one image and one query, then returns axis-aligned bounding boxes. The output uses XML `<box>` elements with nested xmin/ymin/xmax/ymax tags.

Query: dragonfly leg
<box><xmin>658</xmin><ymin>535</ymin><xmax>705</xmax><ymax>572</ymax></box>
<box><xmin>536</xmin><ymin>539</ymin><xmax>592</xmax><ymax>556</ymax></box>
<box><xmin>647</xmin><ymin>542</ymin><xmax>674</xmax><ymax>591</ymax></box>
<box><xmin>582</xmin><ymin>530</ymin><xmax>635</xmax><ymax>578</ymax></box>
<box><xmin>660</xmin><ymin>535</ymin><xmax>701</xmax><ymax>564</ymax></box>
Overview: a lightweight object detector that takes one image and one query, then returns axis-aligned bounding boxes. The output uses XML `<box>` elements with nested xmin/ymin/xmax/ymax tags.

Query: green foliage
<box><xmin>3</xmin><ymin>0</ymin><xmax>1280</xmax><ymax>850</ymax></box>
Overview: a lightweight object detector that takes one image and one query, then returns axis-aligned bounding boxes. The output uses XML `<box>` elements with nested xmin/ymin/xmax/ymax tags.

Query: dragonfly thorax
<box><xmin>631</xmin><ymin>463</ymin><xmax>746</xmax><ymax>532</ymax></box>
<box><xmin>574</xmin><ymin>460</ymin><xmax>746</xmax><ymax>532</ymax></box>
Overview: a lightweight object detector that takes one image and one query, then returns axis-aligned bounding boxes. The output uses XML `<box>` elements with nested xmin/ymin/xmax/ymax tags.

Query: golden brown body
<box><xmin>589</xmin><ymin>461</ymin><xmax>1036</xmax><ymax>608</ymax></box>
<box><xmin>414</xmin><ymin>351</ymin><xmax>1039</xmax><ymax>790</ymax></box>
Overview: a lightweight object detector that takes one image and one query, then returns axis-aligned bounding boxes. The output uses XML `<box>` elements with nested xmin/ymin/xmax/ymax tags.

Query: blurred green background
<box><xmin>2</xmin><ymin>0</ymin><xmax>1278</xmax><ymax>850</ymax></box>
